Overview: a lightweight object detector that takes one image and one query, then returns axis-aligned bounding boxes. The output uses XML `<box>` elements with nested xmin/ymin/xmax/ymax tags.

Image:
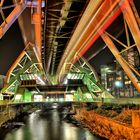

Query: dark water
<box><xmin>3</xmin><ymin>109</ymin><xmax>106</xmax><ymax>140</ymax></box>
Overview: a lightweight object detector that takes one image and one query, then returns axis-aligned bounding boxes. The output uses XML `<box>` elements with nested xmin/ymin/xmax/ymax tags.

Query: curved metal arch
<box><xmin>72</xmin><ymin>57</ymin><xmax>106</xmax><ymax>93</ymax></box>
<box><xmin>61</xmin><ymin>54</ymin><xmax>108</xmax><ymax>94</ymax></box>
<box><xmin>57</xmin><ymin>0</ymin><xmax>120</xmax><ymax>77</ymax></box>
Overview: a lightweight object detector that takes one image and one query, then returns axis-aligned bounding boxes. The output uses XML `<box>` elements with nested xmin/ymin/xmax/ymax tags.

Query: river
<box><xmin>1</xmin><ymin>109</ymin><xmax>106</xmax><ymax>140</ymax></box>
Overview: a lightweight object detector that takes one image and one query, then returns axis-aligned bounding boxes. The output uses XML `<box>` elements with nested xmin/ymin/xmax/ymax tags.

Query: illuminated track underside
<box><xmin>0</xmin><ymin>0</ymin><xmax>140</xmax><ymax>94</ymax></box>
<box><xmin>58</xmin><ymin>0</ymin><xmax>140</xmax><ymax>92</ymax></box>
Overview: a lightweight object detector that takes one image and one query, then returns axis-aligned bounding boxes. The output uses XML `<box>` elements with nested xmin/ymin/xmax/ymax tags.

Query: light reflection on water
<box><xmin>4</xmin><ymin>109</ymin><xmax>103</xmax><ymax>140</ymax></box>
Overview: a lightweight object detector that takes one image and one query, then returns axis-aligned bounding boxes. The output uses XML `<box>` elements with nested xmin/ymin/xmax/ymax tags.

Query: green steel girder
<box><xmin>69</xmin><ymin>56</ymin><xmax>105</xmax><ymax>93</ymax></box>
<box><xmin>74</xmin><ymin>65</ymin><xmax>106</xmax><ymax>93</ymax></box>
<box><xmin>9</xmin><ymin>54</ymin><xmax>31</xmax><ymax>82</ymax></box>
<box><xmin>0</xmin><ymin>62</ymin><xmax>32</xmax><ymax>93</ymax></box>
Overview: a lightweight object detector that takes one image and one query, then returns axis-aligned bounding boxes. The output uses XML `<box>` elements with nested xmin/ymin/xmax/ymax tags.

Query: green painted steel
<box><xmin>72</xmin><ymin>64</ymin><xmax>105</xmax><ymax>93</ymax></box>
<box><xmin>68</xmin><ymin>56</ymin><xmax>110</xmax><ymax>102</ymax></box>
<box><xmin>23</xmin><ymin>89</ymin><xmax>32</xmax><ymax>102</ymax></box>
<box><xmin>0</xmin><ymin>62</ymin><xmax>32</xmax><ymax>93</ymax></box>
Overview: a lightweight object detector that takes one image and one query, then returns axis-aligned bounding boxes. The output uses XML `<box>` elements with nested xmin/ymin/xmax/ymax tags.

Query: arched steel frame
<box><xmin>58</xmin><ymin>0</ymin><xmax>140</xmax><ymax>93</ymax></box>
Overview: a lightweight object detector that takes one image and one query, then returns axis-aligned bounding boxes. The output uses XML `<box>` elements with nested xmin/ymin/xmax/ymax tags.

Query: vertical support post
<box><xmin>32</xmin><ymin>0</ymin><xmax>42</xmax><ymax>61</ymax></box>
<box><xmin>101</xmin><ymin>32</ymin><xmax>140</xmax><ymax>93</ymax></box>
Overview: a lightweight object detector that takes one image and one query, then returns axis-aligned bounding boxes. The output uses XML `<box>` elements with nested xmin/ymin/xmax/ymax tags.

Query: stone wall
<box><xmin>0</xmin><ymin>107</ymin><xmax>16</xmax><ymax>127</ymax></box>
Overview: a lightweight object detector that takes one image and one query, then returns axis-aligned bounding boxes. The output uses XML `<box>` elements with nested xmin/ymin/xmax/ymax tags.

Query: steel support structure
<box><xmin>5</xmin><ymin>42</ymin><xmax>42</xmax><ymax>83</ymax></box>
<box><xmin>60</xmin><ymin>54</ymin><xmax>108</xmax><ymax>94</ymax></box>
<box><xmin>0</xmin><ymin>0</ymin><xmax>42</xmax><ymax>67</ymax></box>
<box><xmin>32</xmin><ymin>0</ymin><xmax>42</xmax><ymax>61</ymax></box>
<box><xmin>0</xmin><ymin>61</ymin><xmax>32</xmax><ymax>94</ymax></box>
<box><xmin>118</xmin><ymin>0</ymin><xmax>140</xmax><ymax>54</ymax></box>
<box><xmin>101</xmin><ymin>32</ymin><xmax>140</xmax><ymax>93</ymax></box>
<box><xmin>0</xmin><ymin>1</ymin><xmax>26</xmax><ymax>39</ymax></box>
<box><xmin>57</xmin><ymin>0</ymin><xmax>140</xmax><ymax>93</ymax></box>
<box><xmin>5</xmin><ymin>45</ymin><xmax>29</xmax><ymax>83</ymax></box>
<box><xmin>57</xmin><ymin>0</ymin><xmax>121</xmax><ymax>78</ymax></box>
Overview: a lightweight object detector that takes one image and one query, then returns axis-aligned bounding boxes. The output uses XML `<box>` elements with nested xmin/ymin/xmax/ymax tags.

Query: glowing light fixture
<box><xmin>115</xmin><ymin>81</ymin><xmax>123</xmax><ymax>88</ymax></box>
<box><xmin>15</xmin><ymin>94</ymin><xmax>22</xmax><ymax>100</ymax></box>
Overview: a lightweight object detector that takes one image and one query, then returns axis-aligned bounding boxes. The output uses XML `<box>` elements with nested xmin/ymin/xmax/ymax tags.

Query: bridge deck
<box><xmin>1</xmin><ymin>97</ymin><xmax>140</xmax><ymax>106</ymax></box>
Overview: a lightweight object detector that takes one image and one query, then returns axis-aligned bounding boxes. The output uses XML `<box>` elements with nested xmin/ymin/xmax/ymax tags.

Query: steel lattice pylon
<box><xmin>0</xmin><ymin>43</ymin><xmax>45</xmax><ymax>94</ymax></box>
<box><xmin>60</xmin><ymin>55</ymin><xmax>114</xmax><ymax>102</ymax></box>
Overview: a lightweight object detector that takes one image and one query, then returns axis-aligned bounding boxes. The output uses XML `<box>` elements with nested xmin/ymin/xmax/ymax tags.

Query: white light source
<box><xmin>66</xmin><ymin>95</ymin><xmax>74</xmax><ymax>101</ymax></box>
<box><xmin>107</xmin><ymin>88</ymin><xmax>110</xmax><ymax>91</ymax></box>
<box><xmin>37</xmin><ymin>76</ymin><xmax>46</xmax><ymax>85</ymax></box>
<box><xmin>115</xmin><ymin>81</ymin><xmax>123</xmax><ymax>88</ymax></box>
<box><xmin>67</xmin><ymin>73</ymin><xmax>71</xmax><ymax>79</ymax></box>
<box><xmin>71</xmin><ymin>90</ymin><xmax>75</xmax><ymax>93</ymax></box>
<box><xmin>34</xmin><ymin>95</ymin><xmax>43</xmax><ymax>102</ymax></box>
<box><xmin>0</xmin><ymin>94</ymin><xmax>3</xmax><ymax>100</ymax></box>
<box><xmin>85</xmin><ymin>93</ymin><xmax>92</xmax><ymax>98</ymax></box>
<box><xmin>15</xmin><ymin>94</ymin><xmax>22</xmax><ymax>100</ymax></box>
<box><xmin>64</xmin><ymin>79</ymin><xmax>68</xmax><ymax>84</ymax></box>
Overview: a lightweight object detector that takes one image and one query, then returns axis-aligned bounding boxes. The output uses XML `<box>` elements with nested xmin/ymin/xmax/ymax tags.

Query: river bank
<box><xmin>73</xmin><ymin>108</ymin><xmax>140</xmax><ymax>140</ymax></box>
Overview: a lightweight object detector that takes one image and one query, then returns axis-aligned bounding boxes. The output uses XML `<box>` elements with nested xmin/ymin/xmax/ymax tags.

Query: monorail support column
<box><xmin>118</xmin><ymin>0</ymin><xmax>140</xmax><ymax>54</ymax></box>
<box><xmin>101</xmin><ymin>32</ymin><xmax>140</xmax><ymax>93</ymax></box>
<box><xmin>32</xmin><ymin>0</ymin><xmax>42</xmax><ymax>61</ymax></box>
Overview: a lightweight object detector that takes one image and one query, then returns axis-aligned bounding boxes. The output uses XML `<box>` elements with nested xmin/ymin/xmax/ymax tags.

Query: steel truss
<box><xmin>101</xmin><ymin>0</ymin><xmax>140</xmax><ymax>93</ymax></box>
<box><xmin>58</xmin><ymin>0</ymin><xmax>140</xmax><ymax>93</ymax></box>
<box><xmin>0</xmin><ymin>43</ymin><xmax>44</xmax><ymax>94</ymax></box>
<box><xmin>0</xmin><ymin>0</ymin><xmax>42</xmax><ymax>62</ymax></box>
<box><xmin>59</xmin><ymin>53</ymin><xmax>112</xmax><ymax>99</ymax></box>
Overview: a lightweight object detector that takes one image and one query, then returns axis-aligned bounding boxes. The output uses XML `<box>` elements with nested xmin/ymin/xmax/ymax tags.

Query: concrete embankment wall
<box><xmin>0</xmin><ymin>103</ymin><xmax>40</xmax><ymax>127</ymax></box>
<box><xmin>74</xmin><ymin>109</ymin><xmax>140</xmax><ymax>140</ymax></box>
<box><xmin>0</xmin><ymin>107</ymin><xmax>16</xmax><ymax>127</ymax></box>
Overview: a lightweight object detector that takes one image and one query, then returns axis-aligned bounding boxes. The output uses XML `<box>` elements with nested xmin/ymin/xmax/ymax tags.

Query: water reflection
<box><xmin>4</xmin><ymin>109</ymin><xmax>104</xmax><ymax>140</ymax></box>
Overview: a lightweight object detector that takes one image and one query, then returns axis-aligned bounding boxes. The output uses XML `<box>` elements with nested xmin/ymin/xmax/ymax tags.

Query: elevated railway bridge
<box><xmin>0</xmin><ymin>0</ymin><xmax>140</xmax><ymax>139</ymax></box>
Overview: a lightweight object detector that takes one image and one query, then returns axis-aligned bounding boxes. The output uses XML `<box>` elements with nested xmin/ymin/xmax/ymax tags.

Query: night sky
<box><xmin>88</xmin><ymin>47</ymin><xmax>115</xmax><ymax>74</ymax></box>
<box><xmin>83</xmin><ymin>36</ymin><xmax>115</xmax><ymax>74</ymax></box>
<box><xmin>0</xmin><ymin>20</ymin><xmax>25</xmax><ymax>75</ymax></box>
